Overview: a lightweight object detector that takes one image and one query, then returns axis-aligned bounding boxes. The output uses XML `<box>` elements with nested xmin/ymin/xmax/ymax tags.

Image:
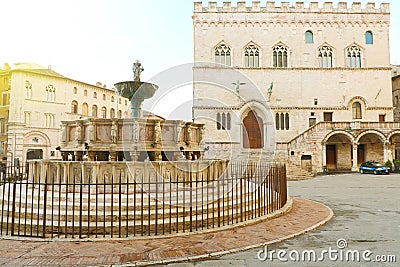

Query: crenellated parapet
<box><xmin>193</xmin><ymin>1</ymin><xmax>390</xmax><ymax>27</ymax></box>
<box><xmin>194</xmin><ymin>1</ymin><xmax>389</xmax><ymax>14</ymax></box>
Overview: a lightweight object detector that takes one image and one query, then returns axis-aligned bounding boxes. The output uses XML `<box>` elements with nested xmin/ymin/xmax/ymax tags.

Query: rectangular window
<box><xmin>314</xmin><ymin>99</ymin><xmax>318</xmax><ymax>105</ymax></box>
<box><xmin>379</xmin><ymin>115</ymin><xmax>385</xmax><ymax>122</ymax></box>
<box><xmin>50</xmin><ymin>151</ymin><xmax>55</xmax><ymax>157</ymax></box>
<box><xmin>0</xmin><ymin>141</ymin><xmax>4</xmax><ymax>154</ymax></box>
<box><xmin>44</xmin><ymin>113</ymin><xmax>55</xmax><ymax>128</ymax></box>
<box><xmin>395</xmin><ymin>96</ymin><xmax>399</xmax><ymax>105</ymax></box>
<box><xmin>309</xmin><ymin>118</ymin><xmax>317</xmax><ymax>127</ymax></box>
<box><xmin>2</xmin><ymin>93</ymin><xmax>10</xmax><ymax>106</ymax></box>
<box><xmin>0</xmin><ymin>120</ymin><xmax>5</xmax><ymax>134</ymax></box>
<box><xmin>323</xmin><ymin>112</ymin><xmax>333</xmax><ymax>122</ymax></box>
<box><xmin>25</xmin><ymin>112</ymin><xmax>31</xmax><ymax>126</ymax></box>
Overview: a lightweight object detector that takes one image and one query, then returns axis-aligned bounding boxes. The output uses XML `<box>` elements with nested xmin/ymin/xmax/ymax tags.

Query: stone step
<box><xmin>0</xmin><ymin>184</ymin><xmax>267</xmax><ymax>212</ymax></box>
<box><xmin>0</xmin><ymin>193</ymin><xmax>270</xmax><ymax>222</ymax></box>
<box><xmin>0</xmin><ymin>200</ymin><xmax>279</xmax><ymax>236</ymax></box>
<box><xmin>0</xmin><ymin>198</ymin><xmax>280</xmax><ymax>237</ymax></box>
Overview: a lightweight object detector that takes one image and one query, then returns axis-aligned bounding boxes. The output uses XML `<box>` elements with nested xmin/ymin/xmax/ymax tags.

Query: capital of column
<box><xmin>384</xmin><ymin>141</ymin><xmax>389</xmax><ymax>149</ymax></box>
<box><xmin>352</xmin><ymin>142</ymin><xmax>358</xmax><ymax>149</ymax></box>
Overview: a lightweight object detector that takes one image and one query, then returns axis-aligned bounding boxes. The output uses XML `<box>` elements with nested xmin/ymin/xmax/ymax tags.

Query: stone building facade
<box><xmin>0</xmin><ymin>63</ymin><xmax>129</xmax><ymax>165</ymax></box>
<box><xmin>192</xmin><ymin>2</ymin><xmax>398</xmax><ymax>176</ymax></box>
<box><xmin>392</xmin><ymin>71</ymin><xmax>400</xmax><ymax>122</ymax></box>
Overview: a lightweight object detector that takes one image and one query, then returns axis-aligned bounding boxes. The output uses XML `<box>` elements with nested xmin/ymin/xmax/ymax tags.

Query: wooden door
<box><xmin>357</xmin><ymin>144</ymin><xmax>365</xmax><ymax>165</ymax></box>
<box><xmin>243</xmin><ymin>111</ymin><xmax>264</xmax><ymax>149</ymax></box>
<box><xmin>326</xmin><ymin>145</ymin><xmax>337</xmax><ymax>170</ymax></box>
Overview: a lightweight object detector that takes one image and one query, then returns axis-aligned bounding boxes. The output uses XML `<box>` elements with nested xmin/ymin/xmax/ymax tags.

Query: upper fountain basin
<box><xmin>114</xmin><ymin>81</ymin><xmax>159</xmax><ymax>101</ymax></box>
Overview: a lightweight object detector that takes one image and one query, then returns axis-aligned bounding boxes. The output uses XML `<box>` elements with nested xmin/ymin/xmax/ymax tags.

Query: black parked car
<box><xmin>359</xmin><ymin>161</ymin><xmax>390</xmax><ymax>175</ymax></box>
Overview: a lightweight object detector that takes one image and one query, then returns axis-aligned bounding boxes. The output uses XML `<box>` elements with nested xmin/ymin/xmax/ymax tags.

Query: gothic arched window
<box><xmin>92</xmin><ymin>105</ymin><xmax>98</xmax><ymax>117</ymax></box>
<box><xmin>215</xmin><ymin>43</ymin><xmax>231</xmax><ymax>66</ymax></box>
<box><xmin>71</xmin><ymin>101</ymin><xmax>78</xmax><ymax>114</ymax></box>
<box><xmin>101</xmin><ymin>106</ymin><xmax>107</xmax><ymax>118</ymax></box>
<box><xmin>227</xmin><ymin>113</ymin><xmax>231</xmax><ymax>130</ymax></box>
<box><xmin>25</xmin><ymin>81</ymin><xmax>32</xmax><ymax>99</ymax></box>
<box><xmin>46</xmin><ymin>85</ymin><xmax>55</xmax><ymax>102</ymax></box>
<box><xmin>275</xmin><ymin>112</ymin><xmax>290</xmax><ymax>130</ymax></box>
<box><xmin>82</xmin><ymin>103</ymin><xmax>88</xmax><ymax>116</ymax></box>
<box><xmin>273</xmin><ymin>45</ymin><xmax>288</xmax><ymax>68</ymax></box>
<box><xmin>244</xmin><ymin>44</ymin><xmax>260</xmax><ymax>68</ymax></box>
<box><xmin>318</xmin><ymin>46</ymin><xmax>333</xmax><ymax>68</ymax></box>
<box><xmin>346</xmin><ymin>45</ymin><xmax>362</xmax><ymax>68</ymax></box>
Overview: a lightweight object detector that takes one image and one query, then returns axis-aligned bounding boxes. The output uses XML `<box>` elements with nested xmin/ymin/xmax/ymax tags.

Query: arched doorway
<box><xmin>243</xmin><ymin>110</ymin><xmax>264</xmax><ymax>149</ymax></box>
<box><xmin>357</xmin><ymin>133</ymin><xmax>384</xmax><ymax>163</ymax></box>
<box><xmin>325</xmin><ymin>133</ymin><xmax>353</xmax><ymax>171</ymax></box>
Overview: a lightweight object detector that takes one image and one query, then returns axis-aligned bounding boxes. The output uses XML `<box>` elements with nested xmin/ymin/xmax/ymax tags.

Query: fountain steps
<box><xmin>0</xmin><ymin>202</ymin><xmax>274</xmax><ymax>237</ymax></box>
<box><xmin>0</xmin><ymin>194</ymin><xmax>269</xmax><ymax>221</ymax></box>
<box><xmin>0</xmin><ymin>182</ymin><xmax>276</xmax><ymax>237</ymax></box>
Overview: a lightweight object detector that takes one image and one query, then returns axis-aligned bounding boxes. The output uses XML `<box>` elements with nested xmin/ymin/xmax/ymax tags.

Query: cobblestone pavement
<box><xmin>164</xmin><ymin>173</ymin><xmax>400</xmax><ymax>267</ymax></box>
<box><xmin>0</xmin><ymin>195</ymin><xmax>331</xmax><ymax>266</ymax></box>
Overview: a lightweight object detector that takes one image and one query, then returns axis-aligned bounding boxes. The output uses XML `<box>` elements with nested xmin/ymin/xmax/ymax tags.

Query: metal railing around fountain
<box><xmin>0</xmin><ymin>162</ymin><xmax>287</xmax><ymax>239</ymax></box>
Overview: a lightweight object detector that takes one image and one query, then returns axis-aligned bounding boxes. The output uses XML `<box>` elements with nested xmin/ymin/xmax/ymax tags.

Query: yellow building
<box><xmin>0</xmin><ymin>63</ymin><xmax>129</xmax><ymax>166</ymax></box>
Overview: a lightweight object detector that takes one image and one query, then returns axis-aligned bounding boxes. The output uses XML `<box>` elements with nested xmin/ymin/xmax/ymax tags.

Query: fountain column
<box><xmin>114</xmin><ymin>61</ymin><xmax>158</xmax><ymax>119</ymax></box>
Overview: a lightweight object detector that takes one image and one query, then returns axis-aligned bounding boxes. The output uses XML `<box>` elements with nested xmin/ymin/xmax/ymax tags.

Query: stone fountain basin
<box><xmin>114</xmin><ymin>81</ymin><xmax>158</xmax><ymax>100</ymax></box>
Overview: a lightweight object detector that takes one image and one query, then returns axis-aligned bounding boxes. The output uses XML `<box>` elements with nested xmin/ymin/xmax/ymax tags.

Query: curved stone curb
<box><xmin>118</xmin><ymin>197</ymin><xmax>333</xmax><ymax>266</ymax></box>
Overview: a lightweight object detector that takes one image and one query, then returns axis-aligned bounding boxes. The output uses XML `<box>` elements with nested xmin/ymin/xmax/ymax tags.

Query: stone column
<box><xmin>321</xmin><ymin>142</ymin><xmax>327</xmax><ymax>169</ymax></box>
<box><xmin>383</xmin><ymin>141</ymin><xmax>391</xmax><ymax>163</ymax></box>
<box><xmin>352</xmin><ymin>142</ymin><xmax>358</xmax><ymax>171</ymax></box>
<box><xmin>176</xmin><ymin>124</ymin><xmax>183</xmax><ymax>144</ymax></box>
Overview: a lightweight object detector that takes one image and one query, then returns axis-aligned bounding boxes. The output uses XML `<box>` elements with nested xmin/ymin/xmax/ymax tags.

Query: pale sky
<box><xmin>0</xmin><ymin>0</ymin><xmax>398</xmax><ymax>120</ymax></box>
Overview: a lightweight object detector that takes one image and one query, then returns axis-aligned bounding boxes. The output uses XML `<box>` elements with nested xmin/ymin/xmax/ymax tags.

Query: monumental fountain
<box><xmin>0</xmin><ymin>62</ymin><xmax>288</xmax><ymax>239</ymax></box>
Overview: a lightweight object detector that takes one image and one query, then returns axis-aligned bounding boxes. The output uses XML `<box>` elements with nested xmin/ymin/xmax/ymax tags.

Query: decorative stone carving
<box><xmin>133</xmin><ymin>120</ymin><xmax>139</xmax><ymax>142</ymax></box>
<box><xmin>111</xmin><ymin>121</ymin><xmax>118</xmax><ymax>143</ymax></box>
<box><xmin>154</xmin><ymin>121</ymin><xmax>162</xmax><ymax>144</ymax></box>
<box><xmin>75</xmin><ymin>123</ymin><xmax>82</xmax><ymax>142</ymax></box>
<box><xmin>60</xmin><ymin>123</ymin><xmax>67</xmax><ymax>143</ymax></box>
<box><xmin>88</xmin><ymin>122</ymin><xmax>95</xmax><ymax>142</ymax></box>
